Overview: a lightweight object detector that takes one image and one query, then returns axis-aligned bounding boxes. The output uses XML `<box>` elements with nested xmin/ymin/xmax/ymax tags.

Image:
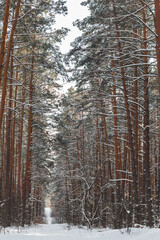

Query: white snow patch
<box><xmin>0</xmin><ymin>217</ymin><xmax>160</xmax><ymax>240</ymax></box>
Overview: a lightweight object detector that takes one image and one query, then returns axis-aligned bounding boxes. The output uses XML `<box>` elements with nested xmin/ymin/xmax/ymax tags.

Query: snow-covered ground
<box><xmin>0</xmin><ymin>208</ymin><xmax>159</xmax><ymax>240</ymax></box>
<box><xmin>1</xmin><ymin>224</ymin><xmax>160</xmax><ymax>240</ymax></box>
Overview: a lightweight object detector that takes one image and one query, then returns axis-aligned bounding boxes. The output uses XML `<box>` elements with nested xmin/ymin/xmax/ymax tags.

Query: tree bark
<box><xmin>112</xmin><ymin>0</ymin><xmax>138</xmax><ymax>224</ymax></box>
<box><xmin>142</xmin><ymin>3</ymin><xmax>153</xmax><ymax>227</ymax></box>
<box><xmin>0</xmin><ymin>0</ymin><xmax>21</xmax><ymax>130</ymax></box>
<box><xmin>154</xmin><ymin>0</ymin><xmax>160</xmax><ymax>214</ymax></box>
<box><xmin>0</xmin><ymin>0</ymin><xmax>11</xmax><ymax>85</ymax></box>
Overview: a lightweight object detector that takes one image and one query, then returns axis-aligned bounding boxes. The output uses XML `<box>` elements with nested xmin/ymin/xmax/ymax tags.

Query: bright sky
<box><xmin>55</xmin><ymin>0</ymin><xmax>89</xmax><ymax>53</ymax></box>
<box><xmin>54</xmin><ymin>0</ymin><xmax>89</xmax><ymax>92</ymax></box>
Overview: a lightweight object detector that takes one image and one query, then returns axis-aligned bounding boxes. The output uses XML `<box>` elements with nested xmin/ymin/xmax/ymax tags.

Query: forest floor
<box><xmin>0</xmin><ymin>208</ymin><xmax>160</xmax><ymax>240</ymax></box>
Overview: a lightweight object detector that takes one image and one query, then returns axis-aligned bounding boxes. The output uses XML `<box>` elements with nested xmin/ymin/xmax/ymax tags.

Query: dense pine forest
<box><xmin>0</xmin><ymin>0</ymin><xmax>160</xmax><ymax>230</ymax></box>
<box><xmin>0</xmin><ymin>0</ymin><xmax>67</xmax><ymax>227</ymax></box>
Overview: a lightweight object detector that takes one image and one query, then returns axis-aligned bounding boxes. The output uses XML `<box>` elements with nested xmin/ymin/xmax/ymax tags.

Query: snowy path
<box><xmin>0</xmin><ymin>225</ymin><xmax>160</xmax><ymax>240</ymax></box>
<box><xmin>0</xmin><ymin>209</ymin><xmax>159</xmax><ymax>239</ymax></box>
<box><xmin>45</xmin><ymin>207</ymin><xmax>52</xmax><ymax>225</ymax></box>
